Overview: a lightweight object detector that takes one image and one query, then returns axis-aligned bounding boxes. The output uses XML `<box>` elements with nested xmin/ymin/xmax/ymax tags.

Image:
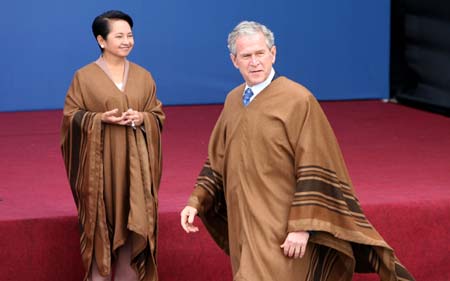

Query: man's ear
<box><xmin>270</xmin><ymin>46</ymin><xmax>277</xmax><ymax>64</ymax></box>
<box><xmin>230</xmin><ymin>53</ymin><xmax>239</xmax><ymax>69</ymax></box>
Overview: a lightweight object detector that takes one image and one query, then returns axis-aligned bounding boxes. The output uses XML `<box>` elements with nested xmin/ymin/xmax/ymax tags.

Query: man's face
<box><xmin>230</xmin><ymin>32</ymin><xmax>276</xmax><ymax>86</ymax></box>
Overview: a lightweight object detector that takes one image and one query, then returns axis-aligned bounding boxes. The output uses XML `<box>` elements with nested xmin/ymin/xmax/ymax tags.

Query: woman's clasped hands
<box><xmin>101</xmin><ymin>108</ymin><xmax>143</xmax><ymax>128</ymax></box>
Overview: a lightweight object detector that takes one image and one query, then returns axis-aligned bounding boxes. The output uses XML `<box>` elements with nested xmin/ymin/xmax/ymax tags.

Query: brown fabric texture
<box><xmin>188</xmin><ymin>76</ymin><xmax>414</xmax><ymax>281</ymax></box>
<box><xmin>61</xmin><ymin>61</ymin><xmax>164</xmax><ymax>281</ymax></box>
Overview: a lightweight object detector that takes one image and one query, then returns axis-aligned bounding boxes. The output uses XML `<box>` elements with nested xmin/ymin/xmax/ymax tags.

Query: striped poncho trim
<box><xmin>194</xmin><ymin>162</ymin><xmax>415</xmax><ymax>281</ymax></box>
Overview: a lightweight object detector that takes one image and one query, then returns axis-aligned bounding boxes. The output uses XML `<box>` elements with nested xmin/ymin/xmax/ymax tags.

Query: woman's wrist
<box><xmin>138</xmin><ymin>112</ymin><xmax>144</xmax><ymax>126</ymax></box>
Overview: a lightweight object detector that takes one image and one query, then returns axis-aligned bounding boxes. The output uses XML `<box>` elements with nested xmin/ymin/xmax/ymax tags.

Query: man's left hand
<box><xmin>280</xmin><ymin>231</ymin><xmax>310</xmax><ymax>259</ymax></box>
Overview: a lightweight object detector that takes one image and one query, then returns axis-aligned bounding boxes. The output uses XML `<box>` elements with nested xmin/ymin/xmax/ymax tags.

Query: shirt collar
<box><xmin>245</xmin><ymin>68</ymin><xmax>276</xmax><ymax>96</ymax></box>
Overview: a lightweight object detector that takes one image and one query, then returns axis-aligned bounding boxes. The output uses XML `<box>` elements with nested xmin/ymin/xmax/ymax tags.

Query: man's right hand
<box><xmin>180</xmin><ymin>206</ymin><xmax>199</xmax><ymax>233</ymax></box>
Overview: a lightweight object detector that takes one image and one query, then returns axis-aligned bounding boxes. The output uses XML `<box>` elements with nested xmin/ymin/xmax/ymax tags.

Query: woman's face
<box><xmin>98</xmin><ymin>19</ymin><xmax>134</xmax><ymax>58</ymax></box>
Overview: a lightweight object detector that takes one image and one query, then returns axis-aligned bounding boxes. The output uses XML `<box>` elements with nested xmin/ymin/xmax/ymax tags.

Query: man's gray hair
<box><xmin>227</xmin><ymin>21</ymin><xmax>275</xmax><ymax>55</ymax></box>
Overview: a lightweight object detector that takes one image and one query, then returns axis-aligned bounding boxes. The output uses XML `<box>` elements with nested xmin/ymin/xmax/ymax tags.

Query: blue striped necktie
<box><xmin>243</xmin><ymin>88</ymin><xmax>254</xmax><ymax>106</ymax></box>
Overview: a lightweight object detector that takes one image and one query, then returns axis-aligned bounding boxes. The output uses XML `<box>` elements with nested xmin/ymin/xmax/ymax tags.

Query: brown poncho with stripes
<box><xmin>60</xmin><ymin>60</ymin><xmax>164</xmax><ymax>281</ymax></box>
<box><xmin>187</xmin><ymin>76</ymin><xmax>414</xmax><ymax>281</ymax></box>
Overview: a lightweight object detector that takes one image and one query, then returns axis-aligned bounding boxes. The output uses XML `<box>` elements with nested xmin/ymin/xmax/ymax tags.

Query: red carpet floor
<box><xmin>0</xmin><ymin>100</ymin><xmax>449</xmax><ymax>281</ymax></box>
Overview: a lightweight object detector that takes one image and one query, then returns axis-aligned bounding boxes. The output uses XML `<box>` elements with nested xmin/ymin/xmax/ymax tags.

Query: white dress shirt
<box><xmin>243</xmin><ymin>68</ymin><xmax>276</xmax><ymax>104</ymax></box>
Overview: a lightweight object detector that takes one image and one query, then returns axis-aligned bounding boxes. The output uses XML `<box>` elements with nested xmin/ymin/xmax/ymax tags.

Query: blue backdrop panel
<box><xmin>0</xmin><ymin>0</ymin><xmax>389</xmax><ymax>111</ymax></box>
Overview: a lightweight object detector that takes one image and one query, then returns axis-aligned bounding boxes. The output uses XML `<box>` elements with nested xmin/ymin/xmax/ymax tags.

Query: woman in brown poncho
<box><xmin>60</xmin><ymin>10</ymin><xmax>164</xmax><ymax>281</ymax></box>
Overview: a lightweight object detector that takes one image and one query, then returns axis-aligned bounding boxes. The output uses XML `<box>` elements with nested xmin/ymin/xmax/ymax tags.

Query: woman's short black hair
<box><xmin>92</xmin><ymin>10</ymin><xmax>133</xmax><ymax>50</ymax></box>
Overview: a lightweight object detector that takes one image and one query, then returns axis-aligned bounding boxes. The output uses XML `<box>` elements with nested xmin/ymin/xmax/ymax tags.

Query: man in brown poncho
<box><xmin>181</xmin><ymin>20</ymin><xmax>414</xmax><ymax>281</ymax></box>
